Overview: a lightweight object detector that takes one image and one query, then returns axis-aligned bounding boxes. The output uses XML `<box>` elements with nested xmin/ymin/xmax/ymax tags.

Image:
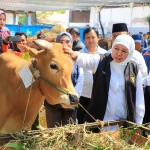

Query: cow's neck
<box><xmin>21</xmin><ymin>62</ymin><xmax>45</xmax><ymax>131</ymax></box>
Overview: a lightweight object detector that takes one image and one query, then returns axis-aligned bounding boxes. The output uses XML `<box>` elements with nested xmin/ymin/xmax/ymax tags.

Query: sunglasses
<box><xmin>59</xmin><ymin>40</ymin><xmax>71</xmax><ymax>44</ymax></box>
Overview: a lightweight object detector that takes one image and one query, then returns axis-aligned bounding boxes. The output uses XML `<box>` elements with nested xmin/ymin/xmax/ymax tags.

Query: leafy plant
<box><xmin>145</xmin><ymin>15</ymin><xmax>150</xmax><ymax>32</ymax></box>
<box><xmin>19</xmin><ymin>14</ymin><xmax>27</xmax><ymax>25</ymax></box>
<box><xmin>36</xmin><ymin>10</ymin><xmax>66</xmax><ymax>17</ymax></box>
<box><xmin>36</xmin><ymin>11</ymin><xmax>66</xmax><ymax>24</ymax></box>
<box><xmin>3</xmin><ymin>142</ymin><xmax>25</xmax><ymax>150</ymax></box>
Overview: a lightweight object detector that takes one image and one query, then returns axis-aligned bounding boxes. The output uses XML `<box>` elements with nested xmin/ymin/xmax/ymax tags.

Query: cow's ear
<box><xmin>17</xmin><ymin>44</ymin><xmax>28</xmax><ymax>53</ymax></box>
<box><xmin>17</xmin><ymin>44</ymin><xmax>38</xmax><ymax>57</ymax></box>
<box><xmin>28</xmin><ymin>47</ymin><xmax>38</xmax><ymax>57</ymax></box>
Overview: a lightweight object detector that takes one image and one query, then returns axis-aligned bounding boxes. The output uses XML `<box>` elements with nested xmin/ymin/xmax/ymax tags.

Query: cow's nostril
<box><xmin>69</xmin><ymin>94</ymin><xmax>78</xmax><ymax>105</ymax></box>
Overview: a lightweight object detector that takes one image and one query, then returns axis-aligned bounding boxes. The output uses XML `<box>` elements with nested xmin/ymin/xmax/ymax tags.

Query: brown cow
<box><xmin>98</xmin><ymin>37</ymin><xmax>112</xmax><ymax>50</ymax></box>
<box><xmin>0</xmin><ymin>40</ymin><xmax>78</xmax><ymax>132</ymax></box>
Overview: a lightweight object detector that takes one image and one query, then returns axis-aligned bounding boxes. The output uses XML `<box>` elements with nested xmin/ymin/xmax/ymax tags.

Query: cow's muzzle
<box><xmin>69</xmin><ymin>94</ymin><xmax>78</xmax><ymax>105</ymax></box>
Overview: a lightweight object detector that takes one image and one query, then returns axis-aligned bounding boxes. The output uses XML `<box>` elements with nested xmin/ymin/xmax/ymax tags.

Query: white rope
<box><xmin>21</xmin><ymin>77</ymin><xmax>35</xmax><ymax>133</ymax></box>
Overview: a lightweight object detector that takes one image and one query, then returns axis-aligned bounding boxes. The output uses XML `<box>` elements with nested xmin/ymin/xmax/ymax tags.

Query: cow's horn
<box><xmin>33</xmin><ymin>40</ymin><xmax>52</xmax><ymax>51</ymax></box>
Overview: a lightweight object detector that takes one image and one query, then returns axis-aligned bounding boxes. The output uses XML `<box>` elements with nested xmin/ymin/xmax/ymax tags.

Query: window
<box><xmin>69</xmin><ymin>10</ymin><xmax>90</xmax><ymax>23</ymax></box>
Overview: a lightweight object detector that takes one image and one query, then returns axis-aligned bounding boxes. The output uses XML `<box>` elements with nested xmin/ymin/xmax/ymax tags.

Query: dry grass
<box><xmin>1</xmin><ymin>122</ymin><xmax>150</xmax><ymax>150</ymax></box>
<box><xmin>1</xmin><ymin>107</ymin><xmax>150</xmax><ymax>149</ymax></box>
<box><xmin>29</xmin><ymin>23</ymin><xmax>67</xmax><ymax>39</ymax></box>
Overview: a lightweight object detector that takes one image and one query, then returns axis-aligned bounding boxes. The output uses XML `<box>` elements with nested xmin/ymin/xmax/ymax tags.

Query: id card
<box><xmin>18</xmin><ymin>66</ymin><xmax>35</xmax><ymax>88</ymax></box>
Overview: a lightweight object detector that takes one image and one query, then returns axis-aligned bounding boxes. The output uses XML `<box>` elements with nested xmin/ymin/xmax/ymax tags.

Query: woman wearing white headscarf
<box><xmin>63</xmin><ymin>34</ymin><xmax>145</xmax><ymax>127</ymax></box>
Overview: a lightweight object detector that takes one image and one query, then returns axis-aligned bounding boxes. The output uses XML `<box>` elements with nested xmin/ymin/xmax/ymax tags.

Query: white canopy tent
<box><xmin>0</xmin><ymin>0</ymin><xmax>150</xmax><ymax>11</ymax></box>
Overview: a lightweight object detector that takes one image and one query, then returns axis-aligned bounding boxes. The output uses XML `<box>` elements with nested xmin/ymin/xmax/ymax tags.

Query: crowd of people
<box><xmin>1</xmin><ymin>9</ymin><xmax>150</xmax><ymax>132</ymax></box>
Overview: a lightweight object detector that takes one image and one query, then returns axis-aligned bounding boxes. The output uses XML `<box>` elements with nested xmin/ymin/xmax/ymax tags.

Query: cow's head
<box><xmin>17</xmin><ymin>40</ymin><xmax>78</xmax><ymax>108</ymax></box>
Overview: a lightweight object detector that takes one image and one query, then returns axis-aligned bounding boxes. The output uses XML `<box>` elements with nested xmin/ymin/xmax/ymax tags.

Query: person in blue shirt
<box><xmin>143</xmin><ymin>33</ymin><xmax>149</xmax><ymax>48</ymax></box>
<box><xmin>132</xmin><ymin>34</ymin><xmax>144</xmax><ymax>53</ymax></box>
<box><xmin>142</xmin><ymin>47</ymin><xmax>150</xmax><ymax>125</ymax></box>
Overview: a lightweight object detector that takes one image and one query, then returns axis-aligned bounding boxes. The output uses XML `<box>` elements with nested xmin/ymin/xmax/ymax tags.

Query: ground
<box><xmin>40</xmin><ymin>105</ymin><xmax>47</xmax><ymax>128</ymax></box>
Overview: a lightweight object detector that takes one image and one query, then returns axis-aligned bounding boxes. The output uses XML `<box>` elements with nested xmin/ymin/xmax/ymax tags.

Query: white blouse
<box><xmin>78</xmin><ymin>46</ymin><xmax>107</xmax><ymax>98</ymax></box>
<box><xmin>76</xmin><ymin>52</ymin><xmax>145</xmax><ymax>124</ymax></box>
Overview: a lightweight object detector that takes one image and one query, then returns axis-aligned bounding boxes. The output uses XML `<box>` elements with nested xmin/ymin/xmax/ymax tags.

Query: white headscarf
<box><xmin>110</xmin><ymin>34</ymin><xmax>135</xmax><ymax>75</ymax></box>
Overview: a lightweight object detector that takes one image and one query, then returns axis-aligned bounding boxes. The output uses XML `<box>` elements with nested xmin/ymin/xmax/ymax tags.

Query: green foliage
<box><xmin>145</xmin><ymin>15</ymin><xmax>150</xmax><ymax>32</ymax></box>
<box><xmin>145</xmin><ymin>141</ymin><xmax>150</xmax><ymax>149</ymax></box>
<box><xmin>120</xmin><ymin>129</ymin><xmax>124</xmax><ymax>138</ymax></box>
<box><xmin>1</xmin><ymin>123</ymin><xmax>150</xmax><ymax>149</ymax></box>
<box><xmin>85</xmin><ymin>142</ymin><xmax>104</xmax><ymax>150</ymax></box>
<box><xmin>19</xmin><ymin>14</ymin><xmax>27</xmax><ymax>25</ymax></box>
<box><xmin>36</xmin><ymin>10</ymin><xmax>66</xmax><ymax>17</ymax></box>
<box><xmin>57</xmin><ymin>10</ymin><xmax>66</xmax><ymax>14</ymax></box>
<box><xmin>36</xmin><ymin>10</ymin><xmax>66</xmax><ymax>21</ymax></box>
<box><xmin>145</xmin><ymin>15</ymin><xmax>150</xmax><ymax>23</ymax></box>
<box><xmin>3</xmin><ymin>142</ymin><xmax>25</xmax><ymax>150</ymax></box>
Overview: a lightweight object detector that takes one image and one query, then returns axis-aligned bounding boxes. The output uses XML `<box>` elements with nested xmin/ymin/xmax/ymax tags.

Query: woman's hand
<box><xmin>3</xmin><ymin>36</ymin><xmax>11</xmax><ymax>44</ymax></box>
<box><xmin>63</xmin><ymin>44</ymin><xmax>78</xmax><ymax>61</ymax></box>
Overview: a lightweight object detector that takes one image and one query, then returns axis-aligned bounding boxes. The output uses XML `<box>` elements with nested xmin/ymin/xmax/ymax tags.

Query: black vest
<box><xmin>85</xmin><ymin>53</ymin><xmax>139</xmax><ymax>123</ymax></box>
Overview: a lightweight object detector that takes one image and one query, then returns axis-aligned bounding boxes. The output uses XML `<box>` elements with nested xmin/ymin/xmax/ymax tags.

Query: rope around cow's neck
<box><xmin>21</xmin><ymin>58</ymin><xmax>69</xmax><ymax>132</ymax></box>
<box><xmin>21</xmin><ymin>76</ymin><xmax>34</xmax><ymax>133</ymax></box>
<box><xmin>19</xmin><ymin>58</ymin><xmax>103</xmax><ymax>133</ymax></box>
<box><xmin>40</xmin><ymin>76</ymin><xmax>69</xmax><ymax>95</ymax></box>
<box><xmin>31</xmin><ymin>58</ymin><xmax>103</xmax><ymax>124</ymax></box>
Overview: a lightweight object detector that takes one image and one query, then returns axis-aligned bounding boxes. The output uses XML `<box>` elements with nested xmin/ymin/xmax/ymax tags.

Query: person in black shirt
<box><xmin>69</xmin><ymin>27</ymin><xmax>84</xmax><ymax>51</ymax></box>
<box><xmin>37</xmin><ymin>30</ymin><xmax>45</xmax><ymax>39</ymax></box>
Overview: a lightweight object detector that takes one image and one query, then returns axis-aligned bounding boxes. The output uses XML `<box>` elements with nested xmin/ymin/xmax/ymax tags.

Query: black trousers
<box><xmin>45</xmin><ymin>105</ymin><xmax>77</xmax><ymax>128</ymax></box>
<box><xmin>77</xmin><ymin>96</ymin><xmax>91</xmax><ymax>124</ymax></box>
<box><xmin>143</xmin><ymin>86</ymin><xmax>150</xmax><ymax>124</ymax></box>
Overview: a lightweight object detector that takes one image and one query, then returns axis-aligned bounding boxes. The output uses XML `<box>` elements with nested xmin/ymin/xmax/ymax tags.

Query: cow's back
<box><xmin>0</xmin><ymin>52</ymin><xmax>44</xmax><ymax>132</ymax></box>
<box><xmin>0</xmin><ymin>42</ymin><xmax>78</xmax><ymax>132</ymax></box>
<box><xmin>0</xmin><ymin>52</ymin><xmax>29</xmax><ymax>92</ymax></box>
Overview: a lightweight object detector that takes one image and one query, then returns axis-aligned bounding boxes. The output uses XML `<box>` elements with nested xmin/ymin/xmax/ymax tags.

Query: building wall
<box><xmin>69</xmin><ymin>10</ymin><xmax>90</xmax><ymax>23</ymax></box>
<box><xmin>68</xmin><ymin>6</ymin><xmax>150</xmax><ymax>34</ymax></box>
<box><xmin>5</xmin><ymin>13</ymin><xmax>14</xmax><ymax>24</ymax></box>
<box><xmin>100</xmin><ymin>6</ymin><xmax>150</xmax><ymax>34</ymax></box>
<box><xmin>5</xmin><ymin>6</ymin><xmax>150</xmax><ymax>35</ymax></box>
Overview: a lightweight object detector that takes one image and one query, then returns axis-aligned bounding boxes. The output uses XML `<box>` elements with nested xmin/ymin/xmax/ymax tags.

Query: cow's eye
<box><xmin>50</xmin><ymin>63</ymin><xmax>59</xmax><ymax>70</ymax></box>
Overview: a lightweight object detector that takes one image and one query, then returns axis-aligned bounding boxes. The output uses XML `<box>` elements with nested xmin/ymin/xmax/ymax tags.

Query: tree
<box><xmin>98</xmin><ymin>10</ymin><xmax>105</xmax><ymax>37</ymax></box>
<box><xmin>18</xmin><ymin>14</ymin><xmax>27</xmax><ymax>25</ymax></box>
<box><xmin>145</xmin><ymin>15</ymin><xmax>150</xmax><ymax>32</ymax></box>
<box><xmin>96</xmin><ymin>6</ymin><xmax>105</xmax><ymax>37</ymax></box>
<box><xmin>36</xmin><ymin>11</ymin><xmax>66</xmax><ymax>24</ymax></box>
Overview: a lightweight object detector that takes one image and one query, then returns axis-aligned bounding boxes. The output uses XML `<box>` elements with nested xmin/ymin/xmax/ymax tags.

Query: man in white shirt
<box><xmin>77</xmin><ymin>27</ymin><xmax>107</xmax><ymax>124</ymax></box>
<box><xmin>107</xmin><ymin>23</ymin><xmax>147</xmax><ymax>86</ymax></box>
